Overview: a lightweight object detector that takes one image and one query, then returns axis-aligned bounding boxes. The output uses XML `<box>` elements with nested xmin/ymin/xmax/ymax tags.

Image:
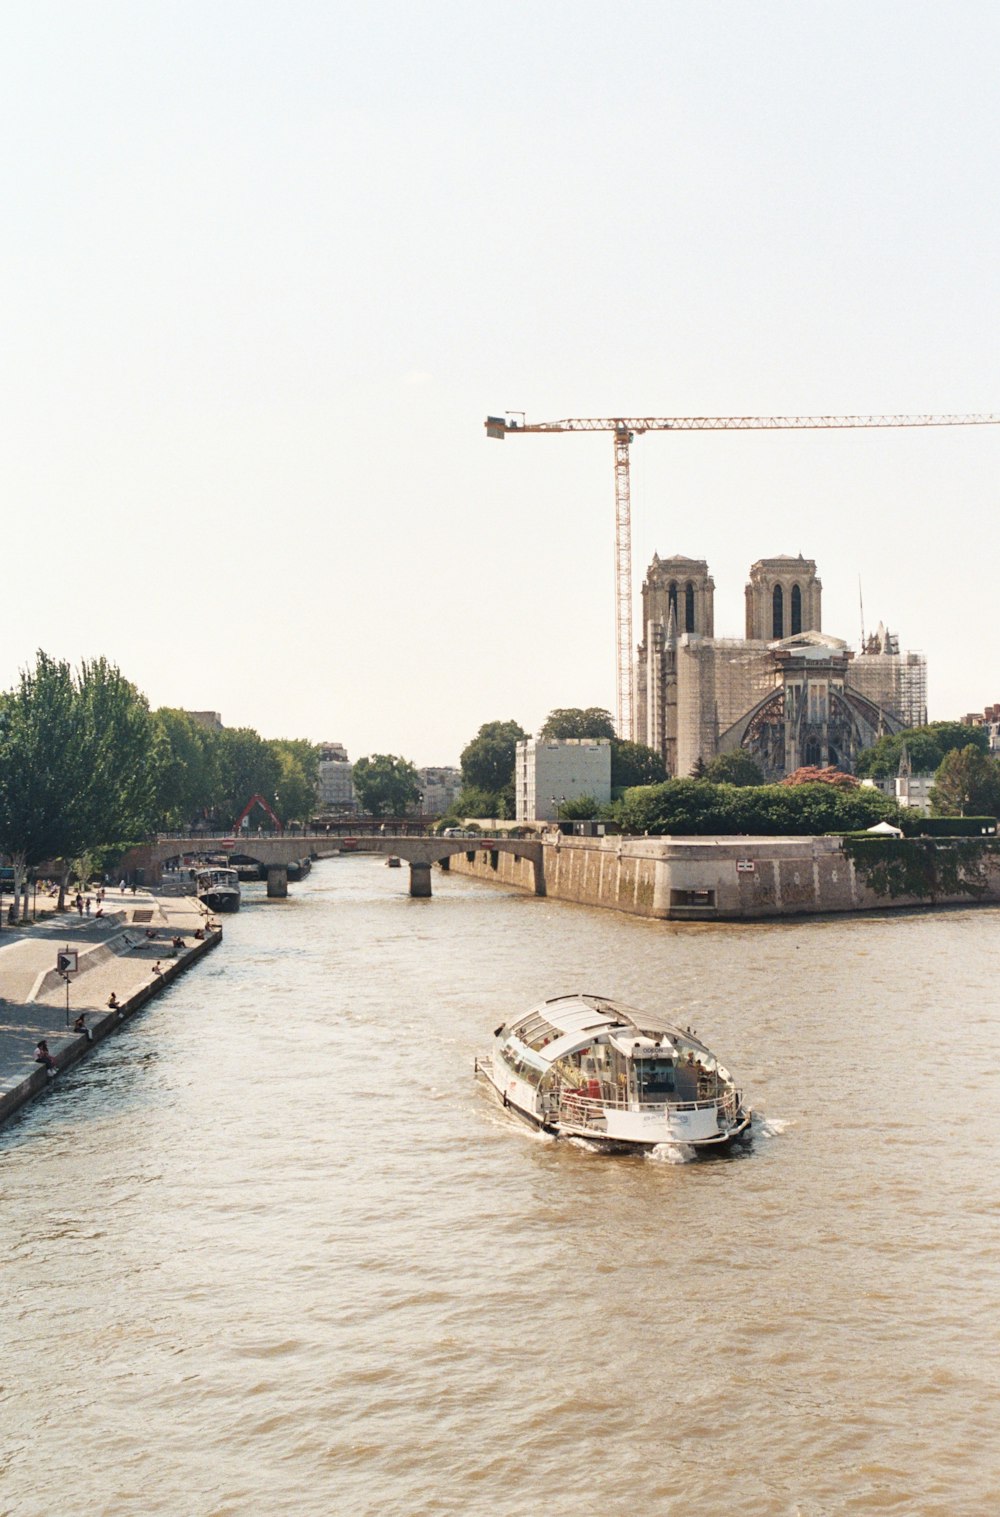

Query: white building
<box><xmin>896</xmin><ymin>773</ymin><xmax>934</xmax><ymax>812</ymax></box>
<box><xmin>515</xmin><ymin>738</ymin><xmax>612</xmax><ymax>822</ymax></box>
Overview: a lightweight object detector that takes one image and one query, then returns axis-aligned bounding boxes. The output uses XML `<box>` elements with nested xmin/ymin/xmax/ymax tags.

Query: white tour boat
<box><xmin>195</xmin><ymin>866</ymin><xmax>241</xmax><ymax>913</ymax></box>
<box><xmin>476</xmin><ymin>993</ymin><xmax>751</xmax><ymax>1151</ymax></box>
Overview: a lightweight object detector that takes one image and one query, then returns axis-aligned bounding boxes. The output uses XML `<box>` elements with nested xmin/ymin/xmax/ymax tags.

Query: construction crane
<box><xmin>485</xmin><ymin>411</ymin><xmax>1000</xmax><ymax>741</ymax></box>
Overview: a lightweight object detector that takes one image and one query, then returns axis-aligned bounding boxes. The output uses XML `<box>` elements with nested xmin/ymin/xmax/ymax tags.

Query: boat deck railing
<box><xmin>556</xmin><ymin>1087</ymin><xmax>741</xmax><ymax>1129</ymax></box>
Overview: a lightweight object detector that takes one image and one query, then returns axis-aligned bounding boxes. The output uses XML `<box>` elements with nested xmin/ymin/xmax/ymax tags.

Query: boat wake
<box><xmin>753</xmin><ymin>1115</ymin><xmax>792</xmax><ymax>1139</ymax></box>
<box><xmin>645</xmin><ymin>1142</ymin><xmax>697</xmax><ymax>1165</ymax></box>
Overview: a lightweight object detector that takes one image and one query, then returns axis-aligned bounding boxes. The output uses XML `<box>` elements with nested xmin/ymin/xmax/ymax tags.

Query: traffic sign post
<box><xmin>57</xmin><ymin>948</ymin><xmax>78</xmax><ymax>1026</ymax></box>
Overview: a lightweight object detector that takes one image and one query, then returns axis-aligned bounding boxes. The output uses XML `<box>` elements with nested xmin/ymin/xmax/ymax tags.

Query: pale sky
<box><xmin>3</xmin><ymin>2</ymin><xmax>999</xmax><ymax>766</ymax></box>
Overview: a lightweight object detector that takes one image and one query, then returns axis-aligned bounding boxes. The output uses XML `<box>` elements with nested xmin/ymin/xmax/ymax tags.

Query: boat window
<box><xmin>512</xmin><ymin>1011</ymin><xmax>560</xmax><ymax>1050</ymax></box>
<box><xmin>500</xmin><ymin>1034</ymin><xmax>546</xmax><ymax>1085</ymax></box>
<box><xmin>634</xmin><ymin>1058</ymin><xmax>676</xmax><ymax>1096</ymax></box>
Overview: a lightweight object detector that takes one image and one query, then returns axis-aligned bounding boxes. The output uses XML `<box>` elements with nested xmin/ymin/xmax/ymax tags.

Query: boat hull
<box><xmin>198</xmin><ymin>889</ymin><xmax>240</xmax><ymax>913</ymax></box>
<box><xmin>476</xmin><ymin>1060</ymin><xmax>751</xmax><ymax>1152</ymax></box>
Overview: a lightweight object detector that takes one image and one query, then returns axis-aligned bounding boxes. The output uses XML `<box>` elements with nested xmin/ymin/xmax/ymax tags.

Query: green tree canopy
<box><xmin>215</xmin><ymin>727</ymin><xmax>281</xmax><ymax>828</ymax></box>
<box><xmin>610</xmin><ymin>739</ymin><xmax>666</xmax><ymax>789</ymax></box>
<box><xmin>271</xmin><ymin>739</ymin><xmax>320</xmax><ymax>824</ymax></box>
<box><xmin>74</xmin><ymin>657</ymin><xmax>159</xmax><ymax>846</ymax></box>
<box><xmin>928</xmin><ymin>720</ymin><xmax>990</xmax><ymax>755</ymax></box>
<box><xmin>353</xmin><ymin>754</ymin><xmax>421</xmax><ymax>818</ymax></box>
<box><xmin>153</xmin><ymin>708</ymin><xmax>220</xmax><ymax>827</ymax></box>
<box><xmin>0</xmin><ymin>654</ymin><xmax>84</xmax><ymax>883</ymax></box>
<box><xmin>856</xmin><ymin>723</ymin><xmax>987</xmax><ymax>780</ymax></box>
<box><xmin>460</xmin><ymin>720</ymin><xmax>527</xmax><ymax>797</ymax></box>
<box><xmin>0</xmin><ymin>653</ymin><xmax>158</xmax><ymax>917</ymax></box>
<box><xmin>454</xmin><ymin>784</ymin><xmax>504</xmax><ymax>819</ymax></box>
<box><xmin>929</xmin><ymin>746</ymin><xmax>1000</xmax><ymax>818</ymax></box>
<box><xmin>702</xmin><ymin>752</ymin><xmax>764</xmax><ymax>786</ymax></box>
<box><xmin>617</xmin><ymin>777</ymin><xmax>901</xmax><ymax>836</ymax></box>
<box><xmin>558</xmin><ymin>793</ymin><xmax>599</xmax><ymax>820</ymax></box>
<box><xmin>539</xmin><ymin>707</ymin><xmax>616</xmax><ymax>740</ymax></box>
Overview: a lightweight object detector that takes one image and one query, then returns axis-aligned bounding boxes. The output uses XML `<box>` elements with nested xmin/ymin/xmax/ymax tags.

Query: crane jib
<box><xmin>485</xmin><ymin>413</ymin><xmax>1000</xmax><ymax>434</ymax></box>
<box><xmin>483</xmin><ymin>409</ymin><xmax>1000</xmax><ymax>742</ymax></box>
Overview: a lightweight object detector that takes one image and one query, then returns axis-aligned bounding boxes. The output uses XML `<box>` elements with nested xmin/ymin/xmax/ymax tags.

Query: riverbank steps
<box><xmin>0</xmin><ymin>885</ymin><xmax>221</xmax><ymax>1131</ymax></box>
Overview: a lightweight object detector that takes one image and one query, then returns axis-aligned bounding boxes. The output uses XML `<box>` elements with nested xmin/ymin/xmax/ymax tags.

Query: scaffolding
<box><xmin>846</xmin><ymin>647</ymin><xmax>927</xmax><ymax>729</ymax></box>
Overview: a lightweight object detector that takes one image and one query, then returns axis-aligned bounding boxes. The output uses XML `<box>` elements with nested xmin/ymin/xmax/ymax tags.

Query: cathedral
<box><xmin>634</xmin><ymin>554</ymin><xmax>927</xmax><ymax>780</ymax></box>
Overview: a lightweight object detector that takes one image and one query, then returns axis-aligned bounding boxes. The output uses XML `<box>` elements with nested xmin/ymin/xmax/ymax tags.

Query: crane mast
<box><xmin>485</xmin><ymin>410</ymin><xmax>1000</xmax><ymax>741</ymax></box>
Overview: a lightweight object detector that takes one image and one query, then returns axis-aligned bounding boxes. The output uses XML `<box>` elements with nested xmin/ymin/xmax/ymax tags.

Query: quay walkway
<box><xmin>0</xmin><ymin>885</ymin><xmax>220</xmax><ymax>1132</ymax></box>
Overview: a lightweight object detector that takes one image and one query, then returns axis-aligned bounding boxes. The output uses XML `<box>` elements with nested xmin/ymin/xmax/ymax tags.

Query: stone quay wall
<box><xmin>445</xmin><ymin>834</ymin><xmax>1000</xmax><ymax>920</ymax></box>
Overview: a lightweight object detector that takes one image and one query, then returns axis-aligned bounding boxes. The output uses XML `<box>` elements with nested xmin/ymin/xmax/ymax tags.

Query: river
<box><xmin>2</xmin><ymin>858</ymin><xmax>999</xmax><ymax>1516</ymax></box>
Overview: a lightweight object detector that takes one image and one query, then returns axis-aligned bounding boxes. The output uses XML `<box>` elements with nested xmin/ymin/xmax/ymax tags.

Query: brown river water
<box><xmin>2</xmin><ymin>858</ymin><xmax>999</xmax><ymax>1516</ymax></box>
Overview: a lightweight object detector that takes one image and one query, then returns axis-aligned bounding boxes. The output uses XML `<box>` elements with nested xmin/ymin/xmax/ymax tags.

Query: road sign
<box><xmin>57</xmin><ymin>950</ymin><xmax>78</xmax><ymax>974</ymax></box>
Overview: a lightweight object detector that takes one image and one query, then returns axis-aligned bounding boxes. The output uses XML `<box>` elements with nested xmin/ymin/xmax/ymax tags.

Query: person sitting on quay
<box><xmin>107</xmin><ymin>992</ymin><xmax>120</xmax><ymax>1011</ymax></box>
<box><xmin>34</xmin><ymin>1040</ymin><xmax>57</xmax><ymax>1078</ymax></box>
<box><xmin>73</xmin><ymin>1013</ymin><xmax>93</xmax><ymax>1042</ymax></box>
<box><xmin>151</xmin><ymin>961</ymin><xmax>163</xmax><ymax>976</ymax></box>
<box><xmin>171</xmin><ymin>935</ymin><xmax>185</xmax><ymax>950</ymax></box>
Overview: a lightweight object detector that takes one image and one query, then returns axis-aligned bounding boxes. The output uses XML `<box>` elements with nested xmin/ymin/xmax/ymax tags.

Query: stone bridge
<box><xmin>144</xmin><ymin>833</ymin><xmax>546</xmax><ymax>898</ymax></box>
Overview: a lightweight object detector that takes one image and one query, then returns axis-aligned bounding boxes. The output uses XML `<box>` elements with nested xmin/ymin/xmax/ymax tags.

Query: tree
<box><xmin>928</xmin><ymin>720</ymin><xmax>989</xmax><ymax>756</ymax></box>
<box><xmin>781</xmin><ymin>765</ymin><xmax>859</xmax><ymax>788</ymax></box>
<box><xmin>0</xmin><ymin>654</ymin><xmax>84</xmax><ymax>916</ymax></box>
<box><xmin>460</xmin><ymin>720</ymin><xmax>527</xmax><ymax>798</ymax></box>
<box><xmin>352</xmin><ymin>754</ymin><xmax>421</xmax><ymax>818</ymax></box>
<box><xmin>270</xmin><ymin>739</ymin><xmax>320</xmax><ymax>825</ymax></box>
<box><xmin>153</xmin><ymin>708</ymin><xmax>220</xmax><ymax>827</ymax></box>
<box><xmin>0</xmin><ymin>653</ymin><xmax>157</xmax><ymax>917</ymax></box>
<box><xmin>703</xmin><ymin>752</ymin><xmax>764</xmax><ymax>786</ymax></box>
<box><xmin>610</xmin><ymin>739</ymin><xmax>666</xmax><ymax>789</ymax></box>
<box><xmin>856</xmin><ymin>722</ymin><xmax>987</xmax><ymax>781</ymax></box>
<box><xmin>929</xmin><ymin>746</ymin><xmax>1000</xmax><ymax>818</ymax></box>
<box><xmin>215</xmin><ymin>727</ymin><xmax>281</xmax><ymax>827</ymax></box>
<box><xmin>558</xmin><ymin>793</ymin><xmax>599</xmax><ymax>820</ymax></box>
<box><xmin>74</xmin><ymin>658</ymin><xmax>159</xmax><ymax>847</ymax></box>
<box><xmin>454</xmin><ymin>784</ymin><xmax>504</xmax><ymax>819</ymax></box>
<box><xmin>539</xmin><ymin>707</ymin><xmax>616</xmax><ymax>740</ymax></box>
<box><xmin>617</xmin><ymin>776</ymin><xmax>901</xmax><ymax>837</ymax></box>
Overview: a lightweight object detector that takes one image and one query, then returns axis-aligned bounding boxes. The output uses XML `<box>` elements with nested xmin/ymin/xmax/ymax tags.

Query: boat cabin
<box><xmin>496</xmin><ymin>995</ymin><xmax>729</xmax><ymax>1112</ymax></box>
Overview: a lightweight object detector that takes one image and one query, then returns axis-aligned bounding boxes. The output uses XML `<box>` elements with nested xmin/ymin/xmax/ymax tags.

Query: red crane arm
<box><xmin>234</xmin><ymin>794</ymin><xmax>284</xmax><ymax>833</ymax></box>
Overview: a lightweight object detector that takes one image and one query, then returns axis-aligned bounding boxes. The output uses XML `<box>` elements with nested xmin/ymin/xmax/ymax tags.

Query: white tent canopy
<box><xmin>866</xmin><ymin>820</ymin><xmax>904</xmax><ymax>836</ymax></box>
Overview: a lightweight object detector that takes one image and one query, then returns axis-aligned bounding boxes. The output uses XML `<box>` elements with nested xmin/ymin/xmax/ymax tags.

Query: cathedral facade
<box><xmin>635</xmin><ymin>554</ymin><xmax>927</xmax><ymax>781</ymax></box>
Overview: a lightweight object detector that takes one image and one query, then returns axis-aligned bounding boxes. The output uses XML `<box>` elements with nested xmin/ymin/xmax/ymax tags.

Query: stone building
<box><xmin>317</xmin><ymin>743</ymin><xmax>356</xmax><ymax>812</ymax></box>
<box><xmin>418</xmin><ymin>766</ymin><xmax>461</xmax><ymax>817</ymax></box>
<box><xmin>635</xmin><ymin>554</ymin><xmax>927</xmax><ymax>781</ymax></box>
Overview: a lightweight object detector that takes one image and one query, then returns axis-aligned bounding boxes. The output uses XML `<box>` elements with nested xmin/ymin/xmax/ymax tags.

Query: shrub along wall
<box><xmin>840</xmin><ymin>835</ymin><xmax>1000</xmax><ymax>900</ymax></box>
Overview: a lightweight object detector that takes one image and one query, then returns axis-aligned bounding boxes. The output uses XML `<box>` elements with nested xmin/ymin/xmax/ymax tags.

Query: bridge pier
<box><xmin>409</xmin><ymin>861</ymin><xmax>432</xmax><ymax>898</ymax></box>
<box><xmin>532</xmin><ymin>856</ymin><xmax>546</xmax><ymax>896</ymax></box>
<box><xmin>267</xmin><ymin>865</ymin><xmax>288</xmax><ymax>898</ymax></box>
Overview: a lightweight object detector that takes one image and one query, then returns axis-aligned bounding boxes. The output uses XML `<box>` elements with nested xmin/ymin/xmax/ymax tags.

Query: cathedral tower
<box><xmin>642</xmin><ymin>555</ymin><xmax>714</xmax><ymax>637</ymax></box>
<box><xmin>745</xmin><ymin>556</ymin><xmax>822</xmax><ymax>641</ymax></box>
